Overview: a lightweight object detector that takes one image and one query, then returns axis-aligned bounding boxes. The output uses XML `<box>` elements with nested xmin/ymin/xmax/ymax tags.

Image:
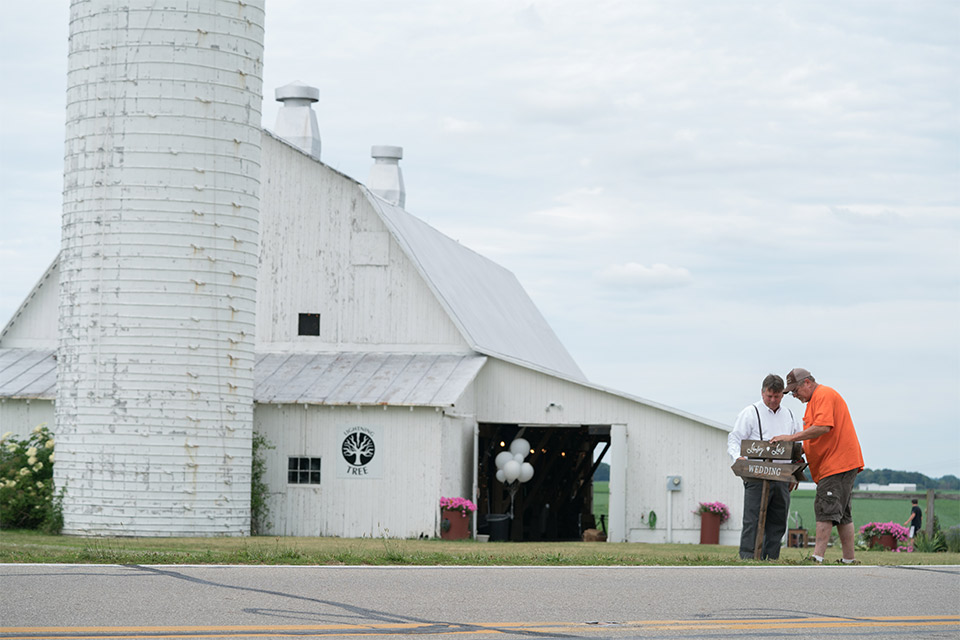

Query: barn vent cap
<box><xmin>369</xmin><ymin>145</ymin><xmax>405</xmax><ymax>207</ymax></box>
<box><xmin>275</xmin><ymin>80</ymin><xmax>319</xmax><ymax>103</ymax></box>
<box><xmin>371</xmin><ymin>145</ymin><xmax>403</xmax><ymax>160</ymax></box>
<box><xmin>273</xmin><ymin>81</ymin><xmax>322</xmax><ymax>159</ymax></box>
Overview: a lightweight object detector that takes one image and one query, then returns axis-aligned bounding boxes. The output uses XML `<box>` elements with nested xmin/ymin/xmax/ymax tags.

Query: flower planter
<box><xmin>440</xmin><ymin>508</ymin><xmax>471</xmax><ymax>540</ymax></box>
<box><xmin>699</xmin><ymin>511</ymin><xmax>721</xmax><ymax>544</ymax></box>
<box><xmin>859</xmin><ymin>521</ymin><xmax>908</xmax><ymax>550</ymax></box>
<box><xmin>870</xmin><ymin>534</ymin><xmax>897</xmax><ymax>551</ymax></box>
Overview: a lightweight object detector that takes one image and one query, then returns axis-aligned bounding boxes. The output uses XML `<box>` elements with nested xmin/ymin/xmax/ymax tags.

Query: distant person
<box><xmin>770</xmin><ymin>368</ymin><xmax>864</xmax><ymax>564</ymax></box>
<box><xmin>727</xmin><ymin>374</ymin><xmax>801</xmax><ymax>560</ymax></box>
<box><xmin>904</xmin><ymin>498</ymin><xmax>922</xmax><ymax>551</ymax></box>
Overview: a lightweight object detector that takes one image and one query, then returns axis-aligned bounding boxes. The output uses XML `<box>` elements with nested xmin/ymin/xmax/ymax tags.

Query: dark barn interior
<box><xmin>477</xmin><ymin>423</ymin><xmax>611</xmax><ymax>541</ymax></box>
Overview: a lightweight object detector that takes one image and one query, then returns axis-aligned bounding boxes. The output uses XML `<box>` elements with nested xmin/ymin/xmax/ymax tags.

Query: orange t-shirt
<box><xmin>802</xmin><ymin>384</ymin><xmax>864</xmax><ymax>483</ymax></box>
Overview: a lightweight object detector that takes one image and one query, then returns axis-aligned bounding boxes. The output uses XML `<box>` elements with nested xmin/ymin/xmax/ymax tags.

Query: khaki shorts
<box><xmin>814</xmin><ymin>468</ymin><xmax>858</xmax><ymax>525</ymax></box>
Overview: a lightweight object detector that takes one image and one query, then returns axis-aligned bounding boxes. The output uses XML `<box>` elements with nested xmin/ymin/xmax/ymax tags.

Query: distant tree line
<box><xmin>594</xmin><ymin>462</ymin><xmax>609</xmax><ymax>482</ymax></box>
<box><xmin>591</xmin><ymin>462</ymin><xmax>957</xmax><ymax>490</ymax></box>
<box><xmin>855</xmin><ymin>468</ymin><xmax>959</xmax><ymax>491</ymax></box>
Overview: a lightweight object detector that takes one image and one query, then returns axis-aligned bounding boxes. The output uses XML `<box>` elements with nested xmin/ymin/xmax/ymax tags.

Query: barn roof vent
<box><xmin>369</xmin><ymin>145</ymin><xmax>405</xmax><ymax>208</ymax></box>
<box><xmin>274</xmin><ymin>81</ymin><xmax>321</xmax><ymax>159</ymax></box>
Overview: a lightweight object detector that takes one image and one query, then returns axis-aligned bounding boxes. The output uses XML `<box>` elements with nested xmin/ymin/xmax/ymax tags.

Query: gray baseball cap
<box><xmin>784</xmin><ymin>368</ymin><xmax>812</xmax><ymax>393</ymax></box>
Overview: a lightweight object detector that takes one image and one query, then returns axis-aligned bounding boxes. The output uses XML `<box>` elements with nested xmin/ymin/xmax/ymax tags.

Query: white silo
<box><xmin>54</xmin><ymin>0</ymin><xmax>265</xmax><ymax>535</ymax></box>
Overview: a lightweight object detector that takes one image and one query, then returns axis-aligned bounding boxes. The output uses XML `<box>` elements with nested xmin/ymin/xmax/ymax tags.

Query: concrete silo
<box><xmin>55</xmin><ymin>0</ymin><xmax>265</xmax><ymax>535</ymax></box>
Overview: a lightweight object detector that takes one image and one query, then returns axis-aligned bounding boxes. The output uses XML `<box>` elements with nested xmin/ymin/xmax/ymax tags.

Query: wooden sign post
<box><xmin>731</xmin><ymin>440</ymin><xmax>806</xmax><ymax>560</ymax></box>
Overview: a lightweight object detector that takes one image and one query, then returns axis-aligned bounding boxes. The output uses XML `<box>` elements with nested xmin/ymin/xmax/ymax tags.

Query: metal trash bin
<box><xmin>487</xmin><ymin>514</ymin><xmax>511</xmax><ymax>542</ymax></box>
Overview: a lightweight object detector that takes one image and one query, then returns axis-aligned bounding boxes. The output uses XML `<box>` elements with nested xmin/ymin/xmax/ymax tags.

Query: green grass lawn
<box><xmin>2</xmin><ymin>529</ymin><xmax>958</xmax><ymax>566</ymax></box>
<box><xmin>593</xmin><ymin>482</ymin><xmax>959</xmax><ymax>533</ymax></box>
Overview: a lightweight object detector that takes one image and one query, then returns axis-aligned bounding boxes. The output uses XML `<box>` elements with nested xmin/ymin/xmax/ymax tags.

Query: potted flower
<box><xmin>695</xmin><ymin>501</ymin><xmax>730</xmax><ymax>545</ymax></box>
<box><xmin>439</xmin><ymin>497</ymin><xmax>476</xmax><ymax>540</ymax></box>
<box><xmin>859</xmin><ymin>521</ymin><xmax>909</xmax><ymax>551</ymax></box>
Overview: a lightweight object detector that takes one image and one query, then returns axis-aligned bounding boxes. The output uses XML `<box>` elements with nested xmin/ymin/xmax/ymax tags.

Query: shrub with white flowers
<box><xmin>0</xmin><ymin>425</ymin><xmax>63</xmax><ymax>533</ymax></box>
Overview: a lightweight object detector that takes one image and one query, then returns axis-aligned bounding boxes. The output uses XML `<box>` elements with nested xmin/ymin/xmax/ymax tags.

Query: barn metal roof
<box><xmin>253</xmin><ymin>351</ymin><xmax>486</xmax><ymax>406</ymax></box>
<box><xmin>0</xmin><ymin>348</ymin><xmax>57</xmax><ymax>399</ymax></box>
<box><xmin>0</xmin><ymin>348</ymin><xmax>486</xmax><ymax>407</ymax></box>
<box><xmin>367</xmin><ymin>194</ymin><xmax>587</xmax><ymax>383</ymax></box>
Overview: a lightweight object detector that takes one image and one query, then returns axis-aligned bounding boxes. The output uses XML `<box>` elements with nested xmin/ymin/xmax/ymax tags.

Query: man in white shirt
<box><xmin>728</xmin><ymin>373</ymin><xmax>802</xmax><ymax>559</ymax></box>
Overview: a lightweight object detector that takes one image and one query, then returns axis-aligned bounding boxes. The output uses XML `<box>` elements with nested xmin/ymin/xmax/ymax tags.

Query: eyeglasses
<box><xmin>790</xmin><ymin>379</ymin><xmax>807</xmax><ymax>396</ymax></box>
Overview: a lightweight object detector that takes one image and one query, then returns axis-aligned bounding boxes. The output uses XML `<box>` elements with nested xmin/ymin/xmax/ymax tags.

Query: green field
<box><xmin>593</xmin><ymin>483</ymin><xmax>960</xmax><ymax>532</ymax></box>
<box><xmin>788</xmin><ymin>490</ymin><xmax>959</xmax><ymax>532</ymax></box>
<box><xmin>593</xmin><ymin>481</ymin><xmax>609</xmax><ymax>524</ymax></box>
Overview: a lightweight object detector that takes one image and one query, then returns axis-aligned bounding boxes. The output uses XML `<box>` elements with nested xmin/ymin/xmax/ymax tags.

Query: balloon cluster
<box><xmin>494</xmin><ymin>438</ymin><xmax>535</xmax><ymax>485</ymax></box>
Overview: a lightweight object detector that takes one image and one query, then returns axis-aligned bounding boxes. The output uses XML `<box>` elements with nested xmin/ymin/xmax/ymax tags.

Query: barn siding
<box><xmin>257</xmin><ymin>136</ymin><xmax>468</xmax><ymax>352</ymax></box>
<box><xmin>255</xmin><ymin>403</ymin><xmax>444</xmax><ymax>537</ymax></box>
<box><xmin>0</xmin><ymin>399</ymin><xmax>55</xmax><ymax>438</ymax></box>
<box><xmin>439</xmin><ymin>386</ymin><xmax>479</xmax><ymax>507</ymax></box>
<box><xmin>0</xmin><ymin>259</ymin><xmax>60</xmax><ymax>349</ymax></box>
<box><xmin>473</xmin><ymin>359</ymin><xmax>742</xmax><ymax>544</ymax></box>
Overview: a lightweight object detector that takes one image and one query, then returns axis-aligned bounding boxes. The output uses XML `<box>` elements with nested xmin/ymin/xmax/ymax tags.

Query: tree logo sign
<box><xmin>338</xmin><ymin>426</ymin><xmax>382</xmax><ymax>478</ymax></box>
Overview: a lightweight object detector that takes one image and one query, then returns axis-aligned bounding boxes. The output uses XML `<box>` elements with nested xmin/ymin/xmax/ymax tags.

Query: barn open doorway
<box><xmin>476</xmin><ymin>423</ymin><xmax>611</xmax><ymax>541</ymax></box>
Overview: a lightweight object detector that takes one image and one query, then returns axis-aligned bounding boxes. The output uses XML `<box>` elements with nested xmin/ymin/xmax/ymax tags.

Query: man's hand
<box><xmin>769</xmin><ymin>434</ymin><xmax>793</xmax><ymax>443</ymax></box>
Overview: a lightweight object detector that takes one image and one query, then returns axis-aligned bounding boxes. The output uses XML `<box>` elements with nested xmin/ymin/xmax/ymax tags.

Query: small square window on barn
<box><xmin>288</xmin><ymin>457</ymin><xmax>321</xmax><ymax>485</ymax></box>
<box><xmin>298</xmin><ymin>313</ymin><xmax>320</xmax><ymax>336</ymax></box>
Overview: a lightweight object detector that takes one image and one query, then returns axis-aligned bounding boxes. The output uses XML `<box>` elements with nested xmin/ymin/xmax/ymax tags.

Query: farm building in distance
<box><xmin>0</xmin><ymin>0</ymin><xmax>742</xmax><ymax>543</ymax></box>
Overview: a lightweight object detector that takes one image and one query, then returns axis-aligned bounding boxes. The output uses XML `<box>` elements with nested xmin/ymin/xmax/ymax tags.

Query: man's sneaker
<box><xmin>836</xmin><ymin>558</ymin><xmax>862</xmax><ymax>565</ymax></box>
<box><xmin>804</xmin><ymin>556</ymin><xmax>823</xmax><ymax>564</ymax></box>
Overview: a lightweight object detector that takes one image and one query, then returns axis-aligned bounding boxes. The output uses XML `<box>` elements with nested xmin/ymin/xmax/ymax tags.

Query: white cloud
<box><xmin>595</xmin><ymin>262</ymin><xmax>692</xmax><ymax>289</ymax></box>
<box><xmin>440</xmin><ymin>117</ymin><xmax>484</xmax><ymax>135</ymax></box>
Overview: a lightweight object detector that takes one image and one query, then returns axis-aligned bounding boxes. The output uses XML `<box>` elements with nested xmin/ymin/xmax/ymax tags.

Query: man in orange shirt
<box><xmin>770</xmin><ymin>368</ymin><xmax>864</xmax><ymax>564</ymax></box>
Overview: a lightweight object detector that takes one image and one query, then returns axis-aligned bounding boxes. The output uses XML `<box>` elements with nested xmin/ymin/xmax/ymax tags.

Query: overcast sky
<box><xmin>1</xmin><ymin>1</ymin><xmax>957</xmax><ymax>478</ymax></box>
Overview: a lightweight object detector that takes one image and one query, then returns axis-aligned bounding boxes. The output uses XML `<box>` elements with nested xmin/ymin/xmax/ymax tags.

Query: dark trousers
<box><xmin>739</xmin><ymin>479</ymin><xmax>791</xmax><ymax>560</ymax></box>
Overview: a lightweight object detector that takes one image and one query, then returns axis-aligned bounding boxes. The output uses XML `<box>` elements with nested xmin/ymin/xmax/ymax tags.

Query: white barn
<box><xmin>0</xmin><ymin>119</ymin><xmax>743</xmax><ymax>543</ymax></box>
<box><xmin>0</xmin><ymin>2</ymin><xmax>743</xmax><ymax>543</ymax></box>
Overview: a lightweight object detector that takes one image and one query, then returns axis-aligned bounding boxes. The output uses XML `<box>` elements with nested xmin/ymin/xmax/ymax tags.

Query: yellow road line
<box><xmin>1</xmin><ymin>616</ymin><xmax>957</xmax><ymax>638</ymax></box>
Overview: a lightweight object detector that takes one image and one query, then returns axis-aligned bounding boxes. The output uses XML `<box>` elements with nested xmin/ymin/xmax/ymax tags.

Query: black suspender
<box><xmin>753</xmin><ymin>405</ymin><xmax>794</xmax><ymax>441</ymax></box>
<box><xmin>753</xmin><ymin>405</ymin><xmax>764</xmax><ymax>440</ymax></box>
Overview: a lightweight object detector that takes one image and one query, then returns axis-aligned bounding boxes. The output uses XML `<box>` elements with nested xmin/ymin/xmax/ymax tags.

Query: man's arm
<box><xmin>904</xmin><ymin>512</ymin><xmax>916</xmax><ymax>526</ymax></box>
<box><xmin>770</xmin><ymin>425</ymin><xmax>832</xmax><ymax>443</ymax></box>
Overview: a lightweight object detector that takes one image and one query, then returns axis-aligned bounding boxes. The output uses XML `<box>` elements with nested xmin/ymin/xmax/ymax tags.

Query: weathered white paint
<box><xmin>257</xmin><ymin>134</ymin><xmax>469</xmax><ymax>353</ymax></box>
<box><xmin>471</xmin><ymin>359</ymin><xmax>742</xmax><ymax>544</ymax></box>
<box><xmin>54</xmin><ymin>0</ymin><xmax>265</xmax><ymax>536</ymax></box>
<box><xmin>255</xmin><ymin>404</ymin><xmax>444</xmax><ymax>537</ymax></box>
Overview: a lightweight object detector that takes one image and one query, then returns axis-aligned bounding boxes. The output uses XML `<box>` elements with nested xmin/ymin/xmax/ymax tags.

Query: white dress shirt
<box><xmin>727</xmin><ymin>400</ymin><xmax>801</xmax><ymax>461</ymax></box>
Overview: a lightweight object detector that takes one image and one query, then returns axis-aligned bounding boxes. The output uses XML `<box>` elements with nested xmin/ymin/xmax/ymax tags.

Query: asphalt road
<box><xmin>1</xmin><ymin>564</ymin><xmax>958</xmax><ymax>639</ymax></box>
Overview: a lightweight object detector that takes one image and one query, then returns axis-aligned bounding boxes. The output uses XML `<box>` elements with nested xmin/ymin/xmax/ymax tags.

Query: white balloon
<box><xmin>503</xmin><ymin>460</ymin><xmax>521</xmax><ymax>483</ymax></box>
<box><xmin>513</xmin><ymin>453</ymin><xmax>524</xmax><ymax>463</ymax></box>
<box><xmin>509</xmin><ymin>438</ymin><xmax>530</xmax><ymax>459</ymax></box>
<box><xmin>495</xmin><ymin>469</ymin><xmax>506</xmax><ymax>483</ymax></box>
<box><xmin>495</xmin><ymin>451</ymin><xmax>514</xmax><ymax>470</ymax></box>
<box><xmin>519</xmin><ymin>462</ymin><xmax>534</xmax><ymax>483</ymax></box>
